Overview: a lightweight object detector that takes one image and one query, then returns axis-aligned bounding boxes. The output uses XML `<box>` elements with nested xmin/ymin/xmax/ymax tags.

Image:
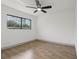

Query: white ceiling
<box><xmin>2</xmin><ymin>0</ymin><xmax>76</xmax><ymax>16</ymax></box>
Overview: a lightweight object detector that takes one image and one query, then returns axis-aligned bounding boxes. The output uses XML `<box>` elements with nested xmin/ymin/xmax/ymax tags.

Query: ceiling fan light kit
<box><xmin>26</xmin><ymin>0</ymin><xmax>52</xmax><ymax>13</ymax></box>
<box><xmin>37</xmin><ymin>8</ymin><xmax>41</xmax><ymax>11</ymax></box>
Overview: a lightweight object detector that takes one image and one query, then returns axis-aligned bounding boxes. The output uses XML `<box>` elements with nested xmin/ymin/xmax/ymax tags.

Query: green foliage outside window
<box><xmin>7</xmin><ymin>14</ymin><xmax>31</xmax><ymax>29</ymax></box>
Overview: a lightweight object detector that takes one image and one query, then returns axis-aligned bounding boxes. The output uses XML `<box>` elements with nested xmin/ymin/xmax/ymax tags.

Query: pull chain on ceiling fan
<box><xmin>26</xmin><ymin>0</ymin><xmax>52</xmax><ymax>13</ymax></box>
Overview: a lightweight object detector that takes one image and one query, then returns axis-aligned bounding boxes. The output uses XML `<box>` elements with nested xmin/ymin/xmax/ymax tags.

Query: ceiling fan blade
<box><xmin>41</xmin><ymin>10</ymin><xmax>47</xmax><ymax>13</ymax></box>
<box><xmin>35</xmin><ymin>0</ymin><xmax>41</xmax><ymax>7</ymax></box>
<box><xmin>26</xmin><ymin>6</ymin><xmax>37</xmax><ymax>9</ymax></box>
<box><xmin>35</xmin><ymin>0</ymin><xmax>39</xmax><ymax>7</ymax></box>
<box><xmin>34</xmin><ymin>10</ymin><xmax>38</xmax><ymax>13</ymax></box>
<box><xmin>42</xmin><ymin>6</ymin><xmax>52</xmax><ymax>9</ymax></box>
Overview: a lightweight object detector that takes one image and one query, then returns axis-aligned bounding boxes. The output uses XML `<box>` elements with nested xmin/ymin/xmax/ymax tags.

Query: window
<box><xmin>22</xmin><ymin>18</ymin><xmax>31</xmax><ymax>29</ymax></box>
<box><xmin>7</xmin><ymin>14</ymin><xmax>31</xmax><ymax>30</ymax></box>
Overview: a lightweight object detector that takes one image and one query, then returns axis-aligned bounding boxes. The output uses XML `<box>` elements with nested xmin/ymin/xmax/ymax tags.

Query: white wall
<box><xmin>37</xmin><ymin>9</ymin><xmax>76</xmax><ymax>45</ymax></box>
<box><xmin>1</xmin><ymin>4</ymin><xmax>76</xmax><ymax>49</ymax></box>
<box><xmin>1</xmin><ymin>4</ymin><xmax>37</xmax><ymax>49</ymax></box>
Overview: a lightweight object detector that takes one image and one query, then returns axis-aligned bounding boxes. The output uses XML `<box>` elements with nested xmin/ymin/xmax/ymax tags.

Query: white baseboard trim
<box><xmin>36</xmin><ymin>39</ymin><xmax>75</xmax><ymax>47</ymax></box>
<box><xmin>2</xmin><ymin>39</ymin><xmax>75</xmax><ymax>50</ymax></box>
<box><xmin>1</xmin><ymin>39</ymin><xmax>36</xmax><ymax>50</ymax></box>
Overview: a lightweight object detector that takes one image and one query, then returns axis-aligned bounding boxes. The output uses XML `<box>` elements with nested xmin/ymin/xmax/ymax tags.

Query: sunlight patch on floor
<box><xmin>11</xmin><ymin>49</ymin><xmax>34</xmax><ymax>59</ymax></box>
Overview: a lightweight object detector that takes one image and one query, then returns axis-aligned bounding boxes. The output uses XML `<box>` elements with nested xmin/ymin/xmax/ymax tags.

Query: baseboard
<box><xmin>2</xmin><ymin>39</ymin><xmax>75</xmax><ymax>50</ymax></box>
<box><xmin>1</xmin><ymin>39</ymin><xmax>36</xmax><ymax>50</ymax></box>
<box><xmin>36</xmin><ymin>39</ymin><xmax>75</xmax><ymax>47</ymax></box>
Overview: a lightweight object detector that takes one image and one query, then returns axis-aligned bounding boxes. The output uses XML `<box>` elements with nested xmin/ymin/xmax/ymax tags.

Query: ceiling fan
<box><xmin>26</xmin><ymin>0</ymin><xmax>52</xmax><ymax>13</ymax></box>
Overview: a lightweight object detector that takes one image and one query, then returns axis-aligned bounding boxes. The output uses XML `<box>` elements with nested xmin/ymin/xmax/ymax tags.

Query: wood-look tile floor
<box><xmin>1</xmin><ymin>40</ymin><xmax>76</xmax><ymax>59</ymax></box>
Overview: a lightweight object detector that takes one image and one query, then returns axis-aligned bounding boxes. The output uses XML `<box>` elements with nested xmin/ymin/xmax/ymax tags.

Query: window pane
<box><xmin>7</xmin><ymin>15</ymin><xmax>21</xmax><ymax>29</ymax></box>
<box><xmin>22</xmin><ymin>18</ymin><xmax>31</xmax><ymax>29</ymax></box>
